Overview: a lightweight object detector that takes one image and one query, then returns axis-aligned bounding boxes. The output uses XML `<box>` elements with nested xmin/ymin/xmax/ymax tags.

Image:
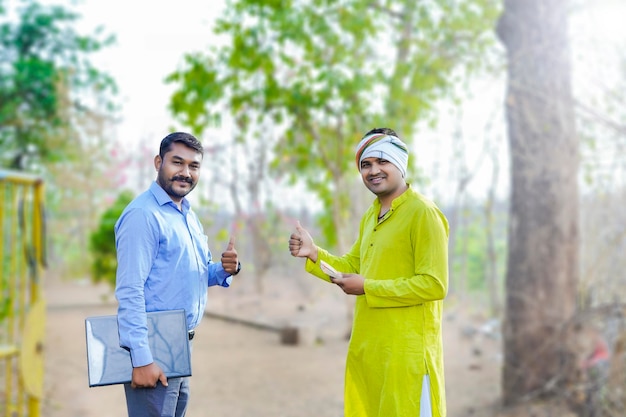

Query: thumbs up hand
<box><xmin>221</xmin><ymin>236</ymin><xmax>240</xmax><ymax>275</ymax></box>
<box><xmin>289</xmin><ymin>221</ymin><xmax>318</xmax><ymax>262</ymax></box>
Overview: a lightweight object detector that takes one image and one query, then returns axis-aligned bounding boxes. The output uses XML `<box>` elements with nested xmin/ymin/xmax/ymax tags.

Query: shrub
<box><xmin>89</xmin><ymin>190</ymin><xmax>134</xmax><ymax>288</ymax></box>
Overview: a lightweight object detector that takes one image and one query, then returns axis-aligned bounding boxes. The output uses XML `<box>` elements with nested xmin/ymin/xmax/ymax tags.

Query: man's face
<box><xmin>359</xmin><ymin>157</ymin><xmax>405</xmax><ymax>198</ymax></box>
<box><xmin>154</xmin><ymin>142</ymin><xmax>203</xmax><ymax>202</ymax></box>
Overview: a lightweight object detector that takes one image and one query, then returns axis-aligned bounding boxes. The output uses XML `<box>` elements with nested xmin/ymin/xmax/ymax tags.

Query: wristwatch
<box><xmin>233</xmin><ymin>261</ymin><xmax>242</xmax><ymax>276</ymax></box>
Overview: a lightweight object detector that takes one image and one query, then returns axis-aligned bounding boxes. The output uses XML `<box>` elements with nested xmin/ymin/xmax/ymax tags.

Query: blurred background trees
<box><xmin>0</xmin><ymin>0</ymin><xmax>122</xmax><ymax>277</ymax></box>
<box><xmin>497</xmin><ymin>0</ymin><xmax>580</xmax><ymax>406</ymax></box>
<box><xmin>166</xmin><ymin>0</ymin><xmax>500</xmax><ymax>253</ymax></box>
<box><xmin>165</xmin><ymin>0</ymin><xmax>501</xmax><ymax>305</ymax></box>
<box><xmin>0</xmin><ymin>0</ymin><xmax>116</xmax><ymax>171</ymax></box>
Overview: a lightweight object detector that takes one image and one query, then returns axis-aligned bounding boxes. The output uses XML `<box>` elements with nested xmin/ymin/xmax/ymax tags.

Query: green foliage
<box><xmin>0</xmin><ymin>0</ymin><xmax>117</xmax><ymax>171</ymax></box>
<box><xmin>451</xmin><ymin>203</ymin><xmax>507</xmax><ymax>294</ymax></box>
<box><xmin>89</xmin><ymin>190</ymin><xmax>134</xmax><ymax>288</ymax></box>
<box><xmin>167</xmin><ymin>0</ymin><xmax>500</xmax><ymax>246</ymax></box>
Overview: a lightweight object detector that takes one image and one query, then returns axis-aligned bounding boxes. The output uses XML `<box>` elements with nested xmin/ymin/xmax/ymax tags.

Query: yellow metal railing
<box><xmin>0</xmin><ymin>170</ymin><xmax>46</xmax><ymax>417</ymax></box>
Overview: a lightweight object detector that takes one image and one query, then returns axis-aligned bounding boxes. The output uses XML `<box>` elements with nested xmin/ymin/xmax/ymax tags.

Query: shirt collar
<box><xmin>149</xmin><ymin>181</ymin><xmax>190</xmax><ymax>211</ymax></box>
<box><xmin>373</xmin><ymin>183</ymin><xmax>412</xmax><ymax>213</ymax></box>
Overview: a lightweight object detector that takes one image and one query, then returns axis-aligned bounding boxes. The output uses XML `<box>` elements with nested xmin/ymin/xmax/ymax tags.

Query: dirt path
<box><xmin>41</xmin><ymin>273</ymin><xmax>502</xmax><ymax>417</ymax></box>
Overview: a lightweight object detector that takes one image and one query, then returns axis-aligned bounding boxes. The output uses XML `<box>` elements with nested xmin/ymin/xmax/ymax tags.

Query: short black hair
<box><xmin>159</xmin><ymin>132</ymin><xmax>204</xmax><ymax>158</ymax></box>
<box><xmin>363</xmin><ymin>127</ymin><xmax>399</xmax><ymax>138</ymax></box>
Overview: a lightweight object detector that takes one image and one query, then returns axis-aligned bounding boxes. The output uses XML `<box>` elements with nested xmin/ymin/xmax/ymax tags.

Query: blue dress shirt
<box><xmin>115</xmin><ymin>181</ymin><xmax>232</xmax><ymax>367</ymax></box>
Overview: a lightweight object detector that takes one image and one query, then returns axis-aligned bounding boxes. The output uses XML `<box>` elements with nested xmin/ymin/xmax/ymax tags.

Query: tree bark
<box><xmin>496</xmin><ymin>0</ymin><xmax>580</xmax><ymax>404</ymax></box>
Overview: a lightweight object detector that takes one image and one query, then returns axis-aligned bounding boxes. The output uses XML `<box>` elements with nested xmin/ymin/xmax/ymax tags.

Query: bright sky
<box><xmin>70</xmin><ymin>0</ymin><xmax>225</xmax><ymax>147</ymax></box>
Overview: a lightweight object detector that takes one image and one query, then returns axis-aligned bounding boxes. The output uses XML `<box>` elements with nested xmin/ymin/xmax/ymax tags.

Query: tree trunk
<box><xmin>497</xmin><ymin>0</ymin><xmax>580</xmax><ymax>405</ymax></box>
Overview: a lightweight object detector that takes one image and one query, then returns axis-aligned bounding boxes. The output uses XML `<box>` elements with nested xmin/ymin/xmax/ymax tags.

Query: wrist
<box><xmin>309</xmin><ymin>246</ymin><xmax>319</xmax><ymax>263</ymax></box>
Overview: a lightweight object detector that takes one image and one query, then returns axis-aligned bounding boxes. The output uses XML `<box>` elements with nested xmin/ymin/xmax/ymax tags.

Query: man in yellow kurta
<box><xmin>289</xmin><ymin>128</ymin><xmax>449</xmax><ymax>417</ymax></box>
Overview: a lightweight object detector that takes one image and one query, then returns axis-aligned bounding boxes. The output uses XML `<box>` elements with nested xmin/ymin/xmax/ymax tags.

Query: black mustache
<box><xmin>171</xmin><ymin>176</ymin><xmax>193</xmax><ymax>184</ymax></box>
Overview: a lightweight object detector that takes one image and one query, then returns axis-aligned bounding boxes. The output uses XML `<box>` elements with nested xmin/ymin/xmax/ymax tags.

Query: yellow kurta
<box><xmin>306</xmin><ymin>186</ymin><xmax>449</xmax><ymax>417</ymax></box>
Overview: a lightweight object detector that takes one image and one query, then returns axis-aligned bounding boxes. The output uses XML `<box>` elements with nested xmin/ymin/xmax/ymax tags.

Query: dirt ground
<box><xmin>41</xmin><ymin>269</ymin><xmax>505</xmax><ymax>417</ymax></box>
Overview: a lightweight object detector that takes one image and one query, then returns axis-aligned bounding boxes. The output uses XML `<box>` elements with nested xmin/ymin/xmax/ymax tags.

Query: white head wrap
<box><xmin>355</xmin><ymin>133</ymin><xmax>409</xmax><ymax>177</ymax></box>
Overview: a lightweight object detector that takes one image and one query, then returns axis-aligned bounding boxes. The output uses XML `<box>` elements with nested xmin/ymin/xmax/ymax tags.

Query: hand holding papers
<box><xmin>320</xmin><ymin>260</ymin><xmax>343</xmax><ymax>280</ymax></box>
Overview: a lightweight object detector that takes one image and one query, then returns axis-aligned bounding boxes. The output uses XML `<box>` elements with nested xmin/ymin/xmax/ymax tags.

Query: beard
<box><xmin>156</xmin><ymin>169</ymin><xmax>197</xmax><ymax>200</ymax></box>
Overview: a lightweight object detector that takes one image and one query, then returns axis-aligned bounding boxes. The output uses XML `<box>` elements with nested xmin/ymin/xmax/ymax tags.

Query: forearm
<box><xmin>207</xmin><ymin>261</ymin><xmax>233</xmax><ymax>287</ymax></box>
<box><xmin>364</xmin><ymin>273</ymin><xmax>447</xmax><ymax>308</ymax></box>
<box><xmin>304</xmin><ymin>247</ymin><xmax>359</xmax><ymax>283</ymax></box>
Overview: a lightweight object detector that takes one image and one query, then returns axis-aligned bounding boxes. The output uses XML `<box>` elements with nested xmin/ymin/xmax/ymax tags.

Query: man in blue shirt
<box><xmin>115</xmin><ymin>132</ymin><xmax>241</xmax><ymax>417</ymax></box>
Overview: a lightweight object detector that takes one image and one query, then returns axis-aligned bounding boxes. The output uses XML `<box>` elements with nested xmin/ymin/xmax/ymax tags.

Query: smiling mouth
<box><xmin>172</xmin><ymin>176</ymin><xmax>192</xmax><ymax>184</ymax></box>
